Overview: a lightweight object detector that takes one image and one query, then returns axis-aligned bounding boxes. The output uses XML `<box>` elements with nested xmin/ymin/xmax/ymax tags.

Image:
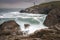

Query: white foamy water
<box><xmin>0</xmin><ymin>12</ymin><xmax>46</xmax><ymax>18</ymax></box>
<box><xmin>0</xmin><ymin>12</ymin><xmax>48</xmax><ymax>34</ymax></box>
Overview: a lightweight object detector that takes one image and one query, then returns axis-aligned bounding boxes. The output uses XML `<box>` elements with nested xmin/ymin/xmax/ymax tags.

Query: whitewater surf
<box><xmin>0</xmin><ymin>12</ymin><xmax>48</xmax><ymax>35</ymax></box>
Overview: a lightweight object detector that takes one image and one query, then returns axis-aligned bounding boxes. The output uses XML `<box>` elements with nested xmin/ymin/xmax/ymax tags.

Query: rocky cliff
<box><xmin>44</xmin><ymin>8</ymin><xmax>60</xmax><ymax>26</ymax></box>
<box><xmin>24</xmin><ymin>1</ymin><xmax>60</xmax><ymax>14</ymax></box>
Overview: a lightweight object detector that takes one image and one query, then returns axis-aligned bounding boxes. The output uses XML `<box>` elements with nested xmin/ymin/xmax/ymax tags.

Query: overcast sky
<box><xmin>0</xmin><ymin>0</ymin><xmax>60</xmax><ymax>8</ymax></box>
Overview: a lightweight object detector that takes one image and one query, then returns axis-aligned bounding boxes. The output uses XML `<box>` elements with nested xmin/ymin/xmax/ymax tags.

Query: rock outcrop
<box><xmin>44</xmin><ymin>8</ymin><xmax>60</xmax><ymax>27</ymax></box>
<box><xmin>29</xmin><ymin>23</ymin><xmax>60</xmax><ymax>40</ymax></box>
<box><xmin>20</xmin><ymin>10</ymin><xmax>26</xmax><ymax>13</ymax></box>
<box><xmin>24</xmin><ymin>24</ymin><xmax>30</xmax><ymax>29</ymax></box>
<box><xmin>24</xmin><ymin>1</ymin><xmax>60</xmax><ymax>14</ymax></box>
<box><xmin>0</xmin><ymin>20</ymin><xmax>23</xmax><ymax>40</ymax></box>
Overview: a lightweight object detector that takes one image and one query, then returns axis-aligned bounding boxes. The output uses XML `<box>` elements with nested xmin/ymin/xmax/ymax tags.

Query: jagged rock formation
<box><xmin>0</xmin><ymin>20</ymin><xmax>23</xmax><ymax>40</ymax></box>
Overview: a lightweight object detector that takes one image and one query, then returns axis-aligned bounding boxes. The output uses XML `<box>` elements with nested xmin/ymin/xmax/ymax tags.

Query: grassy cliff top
<box><xmin>25</xmin><ymin>1</ymin><xmax>60</xmax><ymax>14</ymax></box>
<box><xmin>26</xmin><ymin>1</ymin><xmax>60</xmax><ymax>9</ymax></box>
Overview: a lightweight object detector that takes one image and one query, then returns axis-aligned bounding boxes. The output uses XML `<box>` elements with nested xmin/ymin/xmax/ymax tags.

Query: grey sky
<box><xmin>0</xmin><ymin>0</ymin><xmax>60</xmax><ymax>8</ymax></box>
<box><xmin>0</xmin><ymin>0</ymin><xmax>34</xmax><ymax>3</ymax></box>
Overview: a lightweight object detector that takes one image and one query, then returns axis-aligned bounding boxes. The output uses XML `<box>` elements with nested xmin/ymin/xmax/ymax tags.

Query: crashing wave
<box><xmin>0</xmin><ymin>12</ymin><xmax>48</xmax><ymax>34</ymax></box>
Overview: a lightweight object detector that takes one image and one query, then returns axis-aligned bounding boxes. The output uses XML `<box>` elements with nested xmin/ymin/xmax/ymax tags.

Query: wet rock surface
<box><xmin>0</xmin><ymin>20</ymin><xmax>23</xmax><ymax>40</ymax></box>
<box><xmin>29</xmin><ymin>28</ymin><xmax>60</xmax><ymax>40</ymax></box>
<box><xmin>44</xmin><ymin>8</ymin><xmax>60</xmax><ymax>27</ymax></box>
<box><xmin>24</xmin><ymin>24</ymin><xmax>30</xmax><ymax>29</ymax></box>
<box><xmin>0</xmin><ymin>18</ymin><xmax>60</xmax><ymax>40</ymax></box>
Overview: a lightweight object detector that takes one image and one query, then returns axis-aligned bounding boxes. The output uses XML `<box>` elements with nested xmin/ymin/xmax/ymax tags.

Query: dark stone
<box><xmin>20</xmin><ymin>10</ymin><xmax>26</xmax><ymax>13</ymax></box>
<box><xmin>44</xmin><ymin>8</ymin><xmax>60</xmax><ymax>27</ymax></box>
<box><xmin>0</xmin><ymin>20</ymin><xmax>24</xmax><ymax>40</ymax></box>
<box><xmin>0</xmin><ymin>20</ymin><xmax>21</xmax><ymax>35</ymax></box>
<box><xmin>29</xmin><ymin>28</ymin><xmax>60</xmax><ymax>40</ymax></box>
<box><xmin>24</xmin><ymin>24</ymin><xmax>30</xmax><ymax>29</ymax></box>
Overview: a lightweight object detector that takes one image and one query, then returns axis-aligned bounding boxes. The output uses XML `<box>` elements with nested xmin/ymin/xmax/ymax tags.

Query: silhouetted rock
<box><xmin>44</xmin><ymin>8</ymin><xmax>60</xmax><ymax>27</ymax></box>
<box><xmin>20</xmin><ymin>10</ymin><xmax>26</xmax><ymax>13</ymax></box>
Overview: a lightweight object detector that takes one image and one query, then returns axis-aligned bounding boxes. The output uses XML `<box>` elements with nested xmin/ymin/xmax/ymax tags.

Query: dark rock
<box><xmin>0</xmin><ymin>20</ymin><xmax>24</xmax><ymax>40</ymax></box>
<box><xmin>44</xmin><ymin>8</ymin><xmax>60</xmax><ymax>27</ymax></box>
<box><xmin>48</xmin><ymin>24</ymin><xmax>60</xmax><ymax>31</ymax></box>
<box><xmin>0</xmin><ymin>20</ymin><xmax>21</xmax><ymax>35</ymax></box>
<box><xmin>24</xmin><ymin>24</ymin><xmax>30</xmax><ymax>29</ymax></box>
<box><xmin>20</xmin><ymin>10</ymin><xmax>26</xmax><ymax>13</ymax></box>
<box><xmin>29</xmin><ymin>28</ymin><xmax>60</xmax><ymax>40</ymax></box>
<box><xmin>29</xmin><ymin>29</ymin><xmax>56</xmax><ymax>38</ymax></box>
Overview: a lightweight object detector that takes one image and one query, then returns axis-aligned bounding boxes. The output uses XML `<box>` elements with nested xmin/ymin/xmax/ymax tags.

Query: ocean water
<box><xmin>0</xmin><ymin>11</ymin><xmax>48</xmax><ymax>34</ymax></box>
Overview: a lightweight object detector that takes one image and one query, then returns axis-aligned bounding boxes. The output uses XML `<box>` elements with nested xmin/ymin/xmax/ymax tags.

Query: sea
<box><xmin>0</xmin><ymin>8</ymin><xmax>48</xmax><ymax>34</ymax></box>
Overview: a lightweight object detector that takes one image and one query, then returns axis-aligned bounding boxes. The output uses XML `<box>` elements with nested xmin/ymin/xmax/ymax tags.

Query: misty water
<box><xmin>0</xmin><ymin>12</ymin><xmax>48</xmax><ymax>34</ymax></box>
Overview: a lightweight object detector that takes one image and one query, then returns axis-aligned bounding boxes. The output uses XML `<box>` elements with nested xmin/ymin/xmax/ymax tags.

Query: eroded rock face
<box><xmin>0</xmin><ymin>20</ymin><xmax>23</xmax><ymax>40</ymax></box>
<box><xmin>44</xmin><ymin>8</ymin><xmax>60</xmax><ymax>27</ymax></box>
